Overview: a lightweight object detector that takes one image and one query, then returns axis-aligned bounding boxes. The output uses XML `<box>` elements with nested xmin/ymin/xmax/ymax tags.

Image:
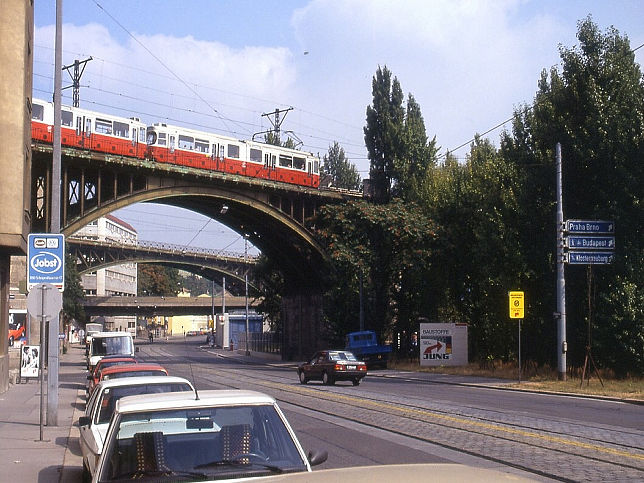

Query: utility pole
<box><xmin>257</xmin><ymin>107</ymin><xmax>293</xmax><ymax>144</ymax></box>
<box><xmin>48</xmin><ymin>0</ymin><xmax>63</xmax><ymax>426</ymax></box>
<box><xmin>555</xmin><ymin>142</ymin><xmax>567</xmax><ymax>381</ymax></box>
<box><xmin>62</xmin><ymin>57</ymin><xmax>92</xmax><ymax>107</ymax></box>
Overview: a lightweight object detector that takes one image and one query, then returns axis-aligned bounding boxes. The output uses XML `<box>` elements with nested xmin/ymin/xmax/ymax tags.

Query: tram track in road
<box><xmin>139</xmin><ymin>343</ymin><xmax>644</xmax><ymax>481</ymax></box>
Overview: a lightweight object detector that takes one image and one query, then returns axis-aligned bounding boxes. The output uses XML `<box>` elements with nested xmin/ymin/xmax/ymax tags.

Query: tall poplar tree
<box><xmin>364</xmin><ymin>66</ymin><xmax>405</xmax><ymax>203</ymax></box>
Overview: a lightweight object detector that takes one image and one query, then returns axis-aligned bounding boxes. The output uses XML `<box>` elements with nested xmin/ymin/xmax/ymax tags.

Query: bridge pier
<box><xmin>281</xmin><ymin>290</ymin><xmax>327</xmax><ymax>361</ymax></box>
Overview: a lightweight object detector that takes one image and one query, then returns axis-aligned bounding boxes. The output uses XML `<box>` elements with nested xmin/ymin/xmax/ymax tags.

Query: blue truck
<box><xmin>345</xmin><ymin>330</ymin><xmax>392</xmax><ymax>369</ymax></box>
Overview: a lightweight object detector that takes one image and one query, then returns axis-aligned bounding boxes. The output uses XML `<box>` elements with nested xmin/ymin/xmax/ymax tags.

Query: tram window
<box><xmin>32</xmin><ymin>103</ymin><xmax>44</xmax><ymax>121</ymax></box>
<box><xmin>139</xmin><ymin>127</ymin><xmax>146</xmax><ymax>143</ymax></box>
<box><xmin>279</xmin><ymin>154</ymin><xmax>293</xmax><ymax>168</ymax></box>
<box><xmin>250</xmin><ymin>148</ymin><xmax>262</xmax><ymax>163</ymax></box>
<box><xmin>85</xmin><ymin>118</ymin><xmax>92</xmax><ymax>135</ymax></box>
<box><xmin>179</xmin><ymin>135</ymin><xmax>194</xmax><ymax>150</ymax></box>
<box><xmin>220</xmin><ymin>145</ymin><xmax>225</xmax><ymax>158</ymax></box>
<box><xmin>61</xmin><ymin>110</ymin><xmax>73</xmax><ymax>127</ymax></box>
<box><xmin>95</xmin><ymin>118</ymin><xmax>112</xmax><ymax>135</ymax></box>
<box><xmin>293</xmin><ymin>156</ymin><xmax>305</xmax><ymax>170</ymax></box>
<box><xmin>146</xmin><ymin>130</ymin><xmax>157</xmax><ymax>144</ymax></box>
<box><xmin>76</xmin><ymin>117</ymin><xmax>83</xmax><ymax>135</ymax></box>
<box><xmin>158</xmin><ymin>132</ymin><xmax>166</xmax><ymax>146</ymax></box>
<box><xmin>228</xmin><ymin>144</ymin><xmax>240</xmax><ymax>158</ymax></box>
<box><xmin>113</xmin><ymin>121</ymin><xmax>129</xmax><ymax>138</ymax></box>
<box><xmin>195</xmin><ymin>139</ymin><xmax>209</xmax><ymax>153</ymax></box>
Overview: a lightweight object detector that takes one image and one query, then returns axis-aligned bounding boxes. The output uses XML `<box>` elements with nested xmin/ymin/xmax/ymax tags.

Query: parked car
<box><xmin>297</xmin><ymin>350</ymin><xmax>367</xmax><ymax>386</ymax></box>
<box><xmin>87</xmin><ymin>331</ymin><xmax>136</xmax><ymax>372</ymax></box>
<box><xmin>8</xmin><ymin>322</ymin><xmax>26</xmax><ymax>347</ymax></box>
<box><xmin>79</xmin><ymin>376</ymin><xmax>195</xmax><ymax>482</ymax></box>
<box><xmin>86</xmin><ymin>356</ymin><xmax>138</xmax><ymax>395</ymax></box>
<box><xmin>93</xmin><ymin>390</ymin><xmax>327</xmax><ymax>482</ymax></box>
<box><xmin>98</xmin><ymin>363</ymin><xmax>168</xmax><ymax>383</ymax></box>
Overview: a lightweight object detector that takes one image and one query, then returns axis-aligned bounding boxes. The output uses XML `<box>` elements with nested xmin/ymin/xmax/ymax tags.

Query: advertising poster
<box><xmin>419</xmin><ymin>323</ymin><xmax>468</xmax><ymax>366</ymax></box>
<box><xmin>20</xmin><ymin>345</ymin><xmax>40</xmax><ymax>378</ymax></box>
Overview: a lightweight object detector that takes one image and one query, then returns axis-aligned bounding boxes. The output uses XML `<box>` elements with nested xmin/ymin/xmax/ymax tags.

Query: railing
<box><xmin>68</xmin><ymin>236</ymin><xmax>259</xmax><ymax>261</ymax></box>
<box><xmin>237</xmin><ymin>332</ymin><xmax>281</xmax><ymax>354</ymax></box>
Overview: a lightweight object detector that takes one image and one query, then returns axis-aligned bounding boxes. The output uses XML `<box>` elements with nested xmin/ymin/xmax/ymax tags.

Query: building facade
<box><xmin>75</xmin><ymin>215</ymin><xmax>137</xmax><ymax>334</ymax></box>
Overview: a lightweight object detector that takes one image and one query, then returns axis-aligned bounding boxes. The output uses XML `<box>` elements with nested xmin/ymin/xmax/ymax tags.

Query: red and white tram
<box><xmin>31</xmin><ymin>99</ymin><xmax>147</xmax><ymax>159</ymax></box>
<box><xmin>146</xmin><ymin>122</ymin><xmax>319</xmax><ymax>187</ymax></box>
<box><xmin>31</xmin><ymin>99</ymin><xmax>320</xmax><ymax>188</ymax></box>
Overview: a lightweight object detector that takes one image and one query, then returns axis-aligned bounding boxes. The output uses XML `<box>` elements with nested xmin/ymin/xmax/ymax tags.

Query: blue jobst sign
<box><xmin>27</xmin><ymin>234</ymin><xmax>65</xmax><ymax>292</ymax></box>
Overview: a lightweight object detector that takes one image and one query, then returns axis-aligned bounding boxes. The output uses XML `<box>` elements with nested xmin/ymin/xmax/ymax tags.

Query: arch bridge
<box><xmin>32</xmin><ymin>144</ymin><xmax>362</xmax><ymax>358</ymax></box>
<box><xmin>67</xmin><ymin>237</ymin><xmax>259</xmax><ymax>295</ymax></box>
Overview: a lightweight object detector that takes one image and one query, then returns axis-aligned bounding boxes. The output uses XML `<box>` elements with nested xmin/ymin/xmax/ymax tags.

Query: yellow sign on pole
<box><xmin>509</xmin><ymin>291</ymin><xmax>524</xmax><ymax>319</ymax></box>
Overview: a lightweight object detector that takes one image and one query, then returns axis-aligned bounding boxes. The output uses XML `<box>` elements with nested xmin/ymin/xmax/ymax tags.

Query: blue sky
<box><xmin>33</xmin><ymin>0</ymin><xmax>644</xmax><ymax>253</ymax></box>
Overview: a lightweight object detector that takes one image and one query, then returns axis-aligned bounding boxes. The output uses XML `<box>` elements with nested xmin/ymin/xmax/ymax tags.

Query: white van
<box><xmin>87</xmin><ymin>331</ymin><xmax>136</xmax><ymax>371</ymax></box>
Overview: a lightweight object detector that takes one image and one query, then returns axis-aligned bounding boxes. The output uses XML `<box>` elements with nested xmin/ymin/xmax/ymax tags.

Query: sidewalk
<box><xmin>0</xmin><ymin>344</ymin><xmax>85</xmax><ymax>483</ymax></box>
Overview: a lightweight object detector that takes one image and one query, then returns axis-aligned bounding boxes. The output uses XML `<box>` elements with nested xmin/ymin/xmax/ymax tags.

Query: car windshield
<box><xmin>328</xmin><ymin>351</ymin><xmax>358</xmax><ymax>362</ymax></box>
<box><xmin>96</xmin><ymin>383</ymin><xmax>193</xmax><ymax>424</ymax></box>
<box><xmin>97</xmin><ymin>404</ymin><xmax>307</xmax><ymax>481</ymax></box>
<box><xmin>103</xmin><ymin>370</ymin><xmax>166</xmax><ymax>380</ymax></box>
<box><xmin>92</xmin><ymin>337</ymin><xmax>133</xmax><ymax>356</ymax></box>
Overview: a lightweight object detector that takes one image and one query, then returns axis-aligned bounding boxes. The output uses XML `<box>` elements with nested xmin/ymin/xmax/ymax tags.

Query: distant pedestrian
<box><xmin>148</xmin><ymin>331</ymin><xmax>153</xmax><ymax>343</ymax></box>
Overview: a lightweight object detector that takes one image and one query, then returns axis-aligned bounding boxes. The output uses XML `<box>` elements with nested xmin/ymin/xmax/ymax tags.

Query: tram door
<box><xmin>75</xmin><ymin>116</ymin><xmax>92</xmax><ymax>149</ymax></box>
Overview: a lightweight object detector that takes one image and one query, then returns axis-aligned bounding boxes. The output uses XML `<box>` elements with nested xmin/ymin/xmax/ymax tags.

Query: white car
<box><xmin>92</xmin><ymin>389</ymin><xmax>327</xmax><ymax>482</ymax></box>
<box><xmin>79</xmin><ymin>376</ymin><xmax>195</xmax><ymax>482</ymax></box>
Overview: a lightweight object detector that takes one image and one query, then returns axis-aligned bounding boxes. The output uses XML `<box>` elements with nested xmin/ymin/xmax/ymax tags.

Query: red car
<box><xmin>86</xmin><ymin>356</ymin><xmax>138</xmax><ymax>395</ymax></box>
<box><xmin>97</xmin><ymin>363</ymin><xmax>168</xmax><ymax>383</ymax></box>
<box><xmin>297</xmin><ymin>350</ymin><xmax>367</xmax><ymax>386</ymax></box>
<box><xmin>8</xmin><ymin>322</ymin><xmax>26</xmax><ymax>347</ymax></box>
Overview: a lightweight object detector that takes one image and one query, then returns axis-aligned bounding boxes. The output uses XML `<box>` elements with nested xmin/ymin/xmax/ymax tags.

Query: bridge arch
<box><xmin>62</xmin><ymin>184</ymin><xmax>331</xmax><ymax>286</ymax></box>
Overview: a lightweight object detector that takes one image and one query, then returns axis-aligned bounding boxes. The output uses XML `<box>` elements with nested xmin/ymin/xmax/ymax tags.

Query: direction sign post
<box><xmin>564</xmin><ymin>220</ymin><xmax>615</xmax><ymax>266</ymax></box>
<box><xmin>26</xmin><ymin>283</ymin><xmax>62</xmax><ymax>441</ymax></box>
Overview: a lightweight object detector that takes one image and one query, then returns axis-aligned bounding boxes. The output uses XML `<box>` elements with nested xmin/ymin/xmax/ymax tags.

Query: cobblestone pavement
<box><xmin>145</xmin><ymin>341</ymin><xmax>641</xmax><ymax>483</ymax></box>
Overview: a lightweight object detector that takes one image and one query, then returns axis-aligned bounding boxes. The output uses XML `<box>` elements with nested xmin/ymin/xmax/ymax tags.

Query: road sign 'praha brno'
<box><xmin>27</xmin><ymin>234</ymin><xmax>65</xmax><ymax>292</ymax></box>
<box><xmin>566</xmin><ymin>220</ymin><xmax>614</xmax><ymax>233</ymax></box>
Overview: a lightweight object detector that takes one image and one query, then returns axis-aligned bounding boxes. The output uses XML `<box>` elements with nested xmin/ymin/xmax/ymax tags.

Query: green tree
<box><xmin>364</xmin><ymin>66</ymin><xmax>405</xmax><ymax>203</ymax></box>
<box><xmin>322</xmin><ymin>142</ymin><xmax>361</xmax><ymax>190</ymax></box>
<box><xmin>419</xmin><ymin>139</ymin><xmax>525</xmax><ymax>362</ymax></box>
<box><xmin>315</xmin><ymin>200</ymin><xmax>437</xmax><ymax>343</ymax></box>
<box><xmin>264</xmin><ymin>131</ymin><xmax>281</xmax><ymax>146</ymax></box>
<box><xmin>393</xmin><ymin>94</ymin><xmax>438</xmax><ymax>202</ymax></box>
<box><xmin>63</xmin><ymin>252</ymin><xmax>86</xmax><ymax>326</ymax></box>
<box><xmin>138</xmin><ymin>264</ymin><xmax>182</xmax><ymax>296</ymax></box>
<box><xmin>501</xmin><ymin>17</ymin><xmax>644</xmax><ymax>374</ymax></box>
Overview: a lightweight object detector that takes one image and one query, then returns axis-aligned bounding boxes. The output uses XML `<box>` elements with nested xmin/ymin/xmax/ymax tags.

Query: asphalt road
<box><xmin>134</xmin><ymin>337</ymin><xmax>643</xmax><ymax>482</ymax></box>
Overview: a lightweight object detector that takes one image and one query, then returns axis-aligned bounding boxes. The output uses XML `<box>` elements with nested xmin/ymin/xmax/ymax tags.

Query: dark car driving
<box><xmin>297</xmin><ymin>350</ymin><xmax>367</xmax><ymax>386</ymax></box>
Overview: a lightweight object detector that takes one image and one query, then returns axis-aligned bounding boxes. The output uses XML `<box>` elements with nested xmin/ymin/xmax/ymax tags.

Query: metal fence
<box><xmin>237</xmin><ymin>332</ymin><xmax>281</xmax><ymax>354</ymax></box>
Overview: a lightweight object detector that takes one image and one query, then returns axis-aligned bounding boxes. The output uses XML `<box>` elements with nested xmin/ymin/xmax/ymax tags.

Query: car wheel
<box><xmin>298</xmin><ymin>371</ymin><xmax>308</xmax><ymax>384</ymax></box>
<box><xmin>322</xmin><ymin>371</ymin><xmax>334</xmax><ymax>385</ymax></box>
<box><xmin>352</xmin><ymin>378</ymin><xmax>361</xmax><ymax>386</ymax></box>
